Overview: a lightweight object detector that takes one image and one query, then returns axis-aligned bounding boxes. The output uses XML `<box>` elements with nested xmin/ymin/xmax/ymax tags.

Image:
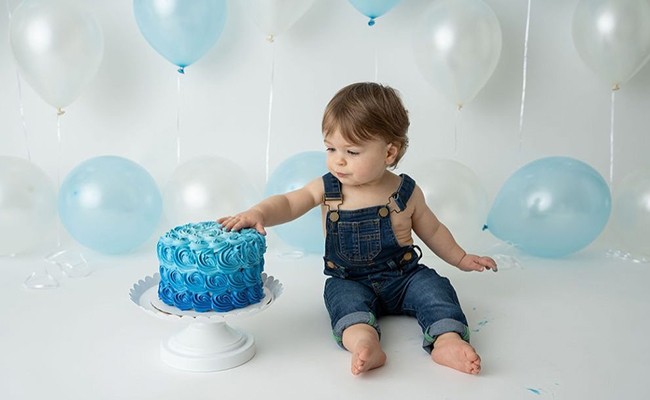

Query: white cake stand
<box><xmin>129</xmin><ymin>273</ymin><xmax>282</xmax><ymax>372</ymax></box>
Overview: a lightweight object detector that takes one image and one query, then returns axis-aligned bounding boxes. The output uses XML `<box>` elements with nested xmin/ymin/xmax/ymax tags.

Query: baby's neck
<box><xmin>337</xmin><ymin>171</ymin><xmax>401</xmax><ymax>210</ymax></box>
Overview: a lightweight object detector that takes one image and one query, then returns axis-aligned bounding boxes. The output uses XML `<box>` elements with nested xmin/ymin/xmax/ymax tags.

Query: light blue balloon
<box><xmin>133</xmin><ymin>0</ymin><xmax>227</xmax><ymax>73</ymax></box>
<box><xmin>486</xmin><ymin>157</ymin><xmax>611</xmax><ymax>258</ymax></box>
<box><xmin>59</xmin><ymin>156</ymin><xmax>162</xmax><ymax>254</ymax></box>
<box><xmin>265</xmin><ymin>151</ymin><xmax>327</xmax><ymax>253</ymax></box>
<box><xmin>347</xmin><ymin>0</ymin><xmax>404</xmax><ymax>25</ymax></box>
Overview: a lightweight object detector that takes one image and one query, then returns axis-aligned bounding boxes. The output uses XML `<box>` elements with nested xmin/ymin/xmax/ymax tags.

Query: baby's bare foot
<box><xmin>351</xmin><ymin>341</ymin><xmax>387</xmax><ymax>375</ymax></box>
<box><xmin>431</xmin><ymin>332</ymin><xmax>481</xmax><ymax>375</ymax></box>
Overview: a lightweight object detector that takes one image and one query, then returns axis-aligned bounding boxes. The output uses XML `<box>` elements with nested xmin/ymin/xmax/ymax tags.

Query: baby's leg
<box><xmin>324</xmin><ymin>277</ymin><xmax>385</xmax><ymax>375</ymax></box>
<box><xmin>342</xmin><ymin>323</ymin><xmax>387</xmax><ymax>375</ymax></box>
<box><xmin>402</xmin><ymin>268</ymin><xmax>480</xmax><ymax>374</ymax></box>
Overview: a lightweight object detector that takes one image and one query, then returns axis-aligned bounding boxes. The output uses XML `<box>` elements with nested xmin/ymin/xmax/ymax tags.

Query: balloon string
<box><xmin>374</xmin><ymin>31</ymin><xmax>379</xmax><ymax>82</ymax></box>
<box><xmin>6</xmin><ymin>1</ymin><xmax>31</xmax><ymax>162</ymax></box>
<box><xmin>518</xmin><ymin>0</ymin><xmax>532</xmax><ymax>157</ymax></box>
<box><xmin>176</xmin><ymin>73</ymin><xmax>182</xmax><ymax>165</ymax></box>
<box><xmin>453</xmin><ymin>106</ymin><xmax>461</xmax><ymax>157</ymax></box>
<box><xmin>265</xmin><ymin>41</ymin><xmax>276</xmax><ymax>183</ymax></box>
<box><xmin>56</xmin><ymin>112</ymin><xmax>62</xmax><ymax>248</ymax></box>
<box><xmin>609</xmin><ymin>87</ymin><xmax>616</xmax><ymax>185</ymax></box>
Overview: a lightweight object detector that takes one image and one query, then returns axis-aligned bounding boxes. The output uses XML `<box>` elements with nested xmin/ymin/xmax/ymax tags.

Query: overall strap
<box><xmin>322</xmin><ymin>172</ymin><xmax>343</xmax><ymax>205</ymax></box>
<box><xmin>391</xmin><ymin>173</ymin><xmax>416</xmax><ymax>212</ymax></box>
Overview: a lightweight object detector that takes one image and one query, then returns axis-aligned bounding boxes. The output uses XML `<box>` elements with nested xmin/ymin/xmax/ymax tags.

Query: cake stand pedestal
<box><xmin>129</xmin><ymin>273</ymin><xmax>282</xmax><ymax>372</ymax></box>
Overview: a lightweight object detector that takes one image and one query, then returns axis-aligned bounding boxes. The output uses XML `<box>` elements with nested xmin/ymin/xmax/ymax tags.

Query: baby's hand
<box><xmin>457</xmin><ymin>254</ymin><xmax>498</xmax><ymax>273</ymax></box>
<box><xmin>217</xmin><ymin>209</ymin><xmax>266</xmax><ymax>235</ymax></box>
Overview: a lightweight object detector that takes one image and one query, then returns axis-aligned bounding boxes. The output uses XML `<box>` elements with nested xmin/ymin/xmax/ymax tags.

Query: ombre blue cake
<box><xmin>157</xmin><ymin>221</ymin><xmax>267</xmax><ymax>312</ymax></box>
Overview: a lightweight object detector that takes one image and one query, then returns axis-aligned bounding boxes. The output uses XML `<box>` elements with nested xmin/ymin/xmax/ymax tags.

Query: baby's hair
<box><xmin>322</xmin><ymin>82</ymin><xmax>410</xmax><ymax>168</ymax></box>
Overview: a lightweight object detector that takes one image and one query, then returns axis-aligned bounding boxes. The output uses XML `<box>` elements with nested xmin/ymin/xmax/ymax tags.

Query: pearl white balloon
<box><xmin>163</xmin><ymin>156</ymin><xmax>260</xmax><ymax>228</ymax></box>
<box><xmin>573</xmin><ymin>0</ymin><xmax>650</xmax><ymax>87</ymax></box>
<box><xmin>242</xmin><ymin>0</ymin><xmax>315</xmax><ymax>39</ymax></box>
<box><xmin>415</xmin><ymin>159</ymin><xmax>488</xmax><ymax>249</ymax></box>
<box><xmin>0</xmin><ymin>157</ymin><xmax>56</xmax><ymax>255</ymax></box>
<box><xmin>9</xmin><ymin>0</ymin><xmax>104</xmax><ymax>110</ymax></box>
<box><xmin>612</xmin><ymin>170</ymin><xmax>650</xmax><ymax>257</ymax></box>
<box><xmin>413</xmin><ymin>0</ymin><xmax>502</xmax><ymax>107</ymax></box>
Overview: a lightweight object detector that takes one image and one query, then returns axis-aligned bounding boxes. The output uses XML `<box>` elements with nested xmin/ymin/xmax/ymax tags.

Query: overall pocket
<box><xmin>336</xmin><ymin>219</ymin><xmax>382</xmax><ymax>263</ymax></box>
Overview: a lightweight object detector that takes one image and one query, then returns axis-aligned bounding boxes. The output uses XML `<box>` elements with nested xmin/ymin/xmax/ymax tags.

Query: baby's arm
<box><xmin>411</xmin><ymin>185</ymin><xmax>497</xmax><ymax>272</ymax></box>
<box><xmin>218</xmin><ymin>177</ymin><xmax>323</xmax><ymax>235</ymax></box>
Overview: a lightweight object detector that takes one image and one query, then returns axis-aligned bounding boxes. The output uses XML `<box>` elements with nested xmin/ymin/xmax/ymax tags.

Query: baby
<box><xmin>218</xmin><ymin>82</ymin><xmax>497</xmax><ymax>376</ymax></box>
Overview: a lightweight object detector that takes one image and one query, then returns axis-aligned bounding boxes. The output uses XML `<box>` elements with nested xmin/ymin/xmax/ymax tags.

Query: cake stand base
<box><xmin>160</xmin><ymin>322</ymin><xmax>255</xmax><ymax>372</ymax></box>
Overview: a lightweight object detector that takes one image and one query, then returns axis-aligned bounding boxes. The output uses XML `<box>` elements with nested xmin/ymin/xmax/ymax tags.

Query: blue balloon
<box><xmin>265</xmin><ymin>151</ymin><xmax>327</xmax><ymax>253</ymax></box>
<box><xmin>133</xmin><ymin>0</ymin><xmax>227</xmax><ymax>73</ymax></box>
<box><xmin>486</xmin><ymin>157</ymin><xmax>611</xmax><ymax>258</ymax></box>
<box><xmin>59</xmin><ymin>156</ymin><xmax>162</xmax><ymax>254</ymax></box>
<box><xmin>347</xmin><ymin>0</ymin><xmax>404</xmax><ymax>25</ymax></box>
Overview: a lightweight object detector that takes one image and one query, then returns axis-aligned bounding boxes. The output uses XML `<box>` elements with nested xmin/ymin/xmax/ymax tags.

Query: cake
<box><xmin>156</xmin><ymin>221</ymin><xmax>267</xmax><ymax>312</ymax></box>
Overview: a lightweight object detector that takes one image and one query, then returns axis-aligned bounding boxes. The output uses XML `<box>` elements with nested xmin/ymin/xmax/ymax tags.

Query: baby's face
<box><xmin>324</xmin><ymin>130</ymin><xmax>395</xmax><ymax>186</ymax></box>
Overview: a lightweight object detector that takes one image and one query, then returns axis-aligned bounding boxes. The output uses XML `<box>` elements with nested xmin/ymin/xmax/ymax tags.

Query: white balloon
<box><xmin>573</xmin><ymin>0</ymin><xmax>650</xmax><ymax>87</ymax></box>
<box><xmin>0</xmin><ymin>157</ymin><xmax>56</xmax><ymax>255</ymax></box>
<box><xmin>163</xmin><ymin>156</ymin><xmax>260</xmax><ymax>228</ymax></box>
<box><xmin>9</xmin><ymin>0</ymin><xmax>104</xmax><ymax>110</ymax></box>
<box><xmin>413</xmin><ymin>0</ymin><xmax>502</xmax><ymax>107</ymax></box>
<box><xmin>612</xmin><ymin>170</ymin><xmax>650</xmax><ymax>257</ymax></box>
<box><xmin>415</xmin><ymin>159</ymin><xmax>488</xmax><ymax>249</ymax></box>
<box><xmin>242</xmin><ymin>0</ymin><xmax>315</xmax><ymax>39</ymax></box>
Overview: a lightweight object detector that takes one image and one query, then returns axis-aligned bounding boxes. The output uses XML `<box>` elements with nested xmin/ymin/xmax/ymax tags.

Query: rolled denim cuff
<box><xmin>422</xmin><ymin>318</ymin><xmax>470</xmax><ymax>354</ymax></box>
<box><xmin>332</xmin><ymin>311</ymin><xmax>380</xmax><ymax>350</ymax></box>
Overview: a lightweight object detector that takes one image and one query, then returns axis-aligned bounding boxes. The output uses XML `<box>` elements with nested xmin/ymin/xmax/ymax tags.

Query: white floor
<box><xmin>1</xmin><ymin>238</ymin><xmax>648</xmax><ymax>400</ymax></box>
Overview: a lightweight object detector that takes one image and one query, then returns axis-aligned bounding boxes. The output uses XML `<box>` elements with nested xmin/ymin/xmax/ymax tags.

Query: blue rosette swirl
<box><xmin>205</xmin><ymin>274</ymin><xmax>228</xmax><ymax>294</ymax></box>
<box><xmin>211</xmin><ymin>292</ymin><xmax>234</xmax><ymax>312</ymax></box>
<box><xmin>158</xmin><ymin>283</ymin><xmax>176</xmax><ymax>306</ymax></box>
<box><xmin>173</xmin><ymin>245</ymin><xmax>196</xmax><ymax>273</ymax></box>
<box><xmin>185</xmin><ymin>271</ymin><xmax>206</xmax><ymax>292</ymax></box>
<box><xmin>173</xmin><ymin>290</ymin><xmax>193</xmax><ymax>310</ymax></box>
<box><xmin>168</xmin><ymin>269</ymin><xmax>186</xmax><ymax>291</ymax></box>
<box><xmin>232</xmin><ymin>290</ymin><xmax>250</xmax><ymax>308</ymax></box>
<box><xmin>227</xmin><ymin>270</ymin><xmax>247</xmax><ymax>292</ymax></box>
<box><xmin>192</xmin><ymin>292</ymin><xmax>213</xmax><ymax>312</ymax></box>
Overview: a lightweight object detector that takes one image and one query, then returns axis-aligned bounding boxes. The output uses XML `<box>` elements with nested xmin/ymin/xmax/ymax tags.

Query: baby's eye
<box><xmin>326</xmin><ymin>148</ymin><xmax>335</xmax><ymax>152</ymax></box>
<box><xmin>347</xmin><ymin>150</ymin><xmax>360</xmax><ymax>156</ymax></box>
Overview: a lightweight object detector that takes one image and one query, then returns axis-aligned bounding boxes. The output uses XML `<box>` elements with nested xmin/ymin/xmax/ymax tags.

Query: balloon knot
<box><xmin>612</xmin><ymin>84</ymin><xmax>620</xmax><ymax>91</ymax></box>
<box><xmin>177</xmin><ymin>67</ymin><xmax>185</xmax><ymax>74</ymax></box>
<box><xmin>457</xmin><ymin>104</ymin><xmax>463</xmax><ymax>111</ymax></box>
<box><xmin>368</xmin><ymin>18</ymin><xmax>375</xmax><ymax>26</ymax></box>
<box><xmin>266</xmin><ymin>35</ymin><xmax>274</xmax><ymax>43</ymax></box>
<box><xmin>482</xmin><ymin>224</ymin><xmax>488</xmax><ymax>231</ymax></box>
<box><xmin>57</xmin><ymin>108</ymin><xmax>65</xmax><ymax>116</ymax></box>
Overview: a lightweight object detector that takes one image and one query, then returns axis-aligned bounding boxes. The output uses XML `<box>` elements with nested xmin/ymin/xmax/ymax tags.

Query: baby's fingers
<box><xmin>254</xmin><ymin>223</ymin><xmax>267</xmax><ymax>235</ymax></box>
<box><xmin>482</xmin><ymin>257</ymin><xmax>498</xmax><ymax>272</ymax></box>
<box><xmin>217</xmin><ymin>215</ymin><xmax>232</xmax><ymax>225</ymax></box>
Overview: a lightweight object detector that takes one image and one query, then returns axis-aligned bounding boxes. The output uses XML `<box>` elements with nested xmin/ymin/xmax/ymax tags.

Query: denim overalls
<box><xmin>321</xmin><ymin>172</ymin><xmax>470</xmax><ymax>353</ymax></box>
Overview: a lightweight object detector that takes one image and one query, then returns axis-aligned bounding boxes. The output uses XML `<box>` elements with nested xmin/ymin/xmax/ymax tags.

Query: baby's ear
<box><xmin>386</xmin><ymin>143</ymin><xmax>399</xmax><ymax>165</ymax></box>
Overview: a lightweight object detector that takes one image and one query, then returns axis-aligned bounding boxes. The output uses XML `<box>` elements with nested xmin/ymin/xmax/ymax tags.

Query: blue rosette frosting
<box><xmin>156</xmin><ymin>221</ymin><xmax>266</xmax><ymax>312</ymax></box>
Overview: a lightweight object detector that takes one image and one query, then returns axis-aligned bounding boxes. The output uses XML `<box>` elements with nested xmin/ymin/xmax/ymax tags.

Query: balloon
<box><xmin>572</xmin><ymin>0</ymin><xmax>650</xmax><ymax>88</ymax></box>
<box><xmin>134</xmin><ymin>0</ymin><xmax>227</xmax><ymax>73</ymax></box>
<box><xmin>265</xmin><ymin>151</ymin><xmax>327</xmax><ymax>253</ymax></box>
<box><xmin>9</xmin><ymin>0</ymin><xmax>104</xmax><ymax>111</ymax></box>
<box><xmin>242</xmin><ymin>0</ymin><xmax>315</xmax><ymax>40</ymax></box>
<box><xmin>413</xmin><ymin>0</ymin><xmax>502</xmax><ymax>108</ymax></box>
<box><xmin>0</xmin><ymin>157</ymin><xmax>56</xmax><ymax>255</ymax></box>
<box><xmin>611</xmin><ymin>170</ymin><xmax>650</xmax><ymax>257</ymax></box>
<box><xmin>347</xmin><ymin>0</ymin><xmax>404</xmax><ymax>26</ymax></box>
<box><xmin>415</xmin><ymin>159</ymin><xmax>488</xmax><ymax>249</ymax></box>
<box><xmin>59</xmin><ymin>156</ymin><xmax>162</xmax><ymax>254</ymax></box>
<box><xmin>163</xmin><ymin>156</ymin><xmax>259</xmax><ymax>227</ymax></box>
<box><xmin>486</xmin><ymin>157</ymin><xmax>611</xmax><ymax>258</ymax></box>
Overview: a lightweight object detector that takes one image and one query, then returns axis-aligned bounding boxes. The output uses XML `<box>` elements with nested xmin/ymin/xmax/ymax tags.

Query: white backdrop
<box><xmin>1</xmin><ymin>0</ymin><xmax>649</xmax><ymax>234</ymax></box>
